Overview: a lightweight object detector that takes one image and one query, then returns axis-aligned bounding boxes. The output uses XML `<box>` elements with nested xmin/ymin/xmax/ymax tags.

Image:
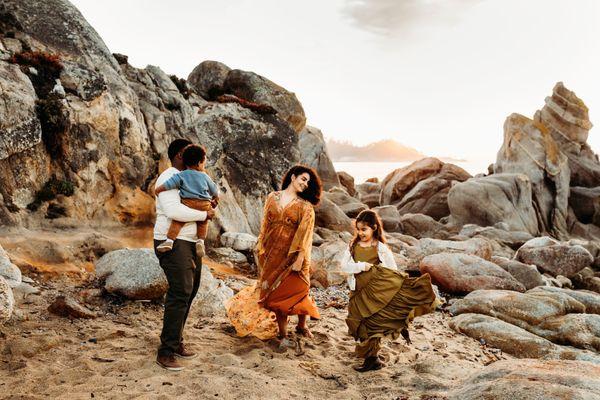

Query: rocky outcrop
<box><xmin>536</xmin><ymin>82</ymin><xmax>598</xmax><ymax>188</ymax></box>
<box><xmin>0</xmin><ymin>276</ymin><xmax>14</xmax><ymax>324</ymax></box>
<box><xmin>448</xmin><ymin>173</ymin><xmax>540</xmax><ymax>235</ymax></box>
<box><xmin>494</xmin><ymin>114</ymin><xmax>570</xmax><ymax>239</ymax></box>
<box><xmin>380</xmin><ymin>158</ymin><xmax>470</xmax><ymax>220</ymax></box>
<box><xmin>420</xmin><ymin>253</ymin><xmax>525</xmax><ymax>294</ymax></box>
<box><xmin>459</xmin><ymin>224</ymin><xmax>534</xmax><ymax>250</ymax></box>
<box><xmin>0</xmin><ymin>0</ymin><xmax>304</xmax><ymax>240</ymax></box>
<box><xmin>298</xmin><ymin>126</ymin><xmax>340</xmax><ymax>190</ymax></box>
<box><xmin>448</xmin><ymin>359</ymin><xmax>600</xmax><ymax>400</ymax></box>
<box><xmin>95</xmin><ymin>248</ymin><xmax>168</xmax><ymax>300</ymax></box>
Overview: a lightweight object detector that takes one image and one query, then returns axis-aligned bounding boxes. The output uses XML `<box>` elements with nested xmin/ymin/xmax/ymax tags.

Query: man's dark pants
<box><xmin>154</xmin><ymin>239</ymin><xmax>202</xmax><ymax>357</ymax></box>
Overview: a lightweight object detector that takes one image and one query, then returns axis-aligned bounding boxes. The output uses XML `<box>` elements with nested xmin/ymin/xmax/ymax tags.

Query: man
<box><xmin>154</xmin><ymin>138</ymin><xmax>215</xmax><ymax>371</ymax></box>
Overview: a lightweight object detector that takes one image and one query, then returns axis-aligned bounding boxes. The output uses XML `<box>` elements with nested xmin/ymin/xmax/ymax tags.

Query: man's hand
<box><xmin>206</xmin><ymin>209</ymin><xmax>216</xmax><ymax>220</ymax></box>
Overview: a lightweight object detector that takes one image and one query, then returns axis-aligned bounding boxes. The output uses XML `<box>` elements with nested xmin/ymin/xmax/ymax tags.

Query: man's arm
<box><xmin>158</xmin><ymin>189</ymin><xmax>207</xmax><ymax>222</ymax></box>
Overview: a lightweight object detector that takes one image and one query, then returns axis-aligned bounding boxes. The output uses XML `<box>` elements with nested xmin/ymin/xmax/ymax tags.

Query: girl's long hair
<box><xmin>280</xmin><ymin>165</ymin><xmax>322</xmax><ymax>206</ymax></box>
<box><xmin>350</xmin><ymin>210</ymin><xmax>387</xmax><ymax>258</ymax></box>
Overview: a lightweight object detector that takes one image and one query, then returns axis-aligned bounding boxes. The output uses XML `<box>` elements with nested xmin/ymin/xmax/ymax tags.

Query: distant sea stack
<box><xmin>326</xmin><ymin>139</ymin><xmax>424</xmax><ymax>162</ymax></box>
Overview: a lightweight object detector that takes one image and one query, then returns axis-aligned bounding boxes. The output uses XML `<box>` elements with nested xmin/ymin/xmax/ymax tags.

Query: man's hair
<box><xmin>167</xmin><ymin>139</ymin><xmax>192</xmax><ymax>161</ymax></box>
<box><xmin>182</xmin><ymin>145</ymin><xmax>206</xmax><ymax>167</ymax></box>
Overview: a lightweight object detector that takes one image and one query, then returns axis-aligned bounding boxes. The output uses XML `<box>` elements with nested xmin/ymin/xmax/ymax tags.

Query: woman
<box><xmin>227</xmin><ymin>165</ymin><xmax>322</xmax><ymax>340</ymax></box>
<box><xmin>341</xmin><ymin>210</ymin><xmax>440</xmax><ymax>372</ymax></box>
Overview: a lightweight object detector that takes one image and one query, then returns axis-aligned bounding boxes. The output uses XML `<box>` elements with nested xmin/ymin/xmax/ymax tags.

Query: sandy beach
<box><xmin>1</xmin><ymin>264</ymin><xmax>509</xmax><ymax>400</ymax></box>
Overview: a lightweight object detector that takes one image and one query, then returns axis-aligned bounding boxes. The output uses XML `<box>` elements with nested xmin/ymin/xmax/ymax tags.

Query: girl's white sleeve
<box><xmin>340</xmin><ymin>247</ymin><xmax>368</xmax><ymax>274</ymax></box>
<box><xmin>380</xmin><ymin>243</ymin><xmax>398</xmax><ymax>270</ymax></box>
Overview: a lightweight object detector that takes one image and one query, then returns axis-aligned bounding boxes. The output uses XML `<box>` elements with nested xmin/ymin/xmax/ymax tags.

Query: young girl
<box><xmin>341</xmin><ymin>210</ymin><xmax>440</xmax><ymax>372</ymax></box>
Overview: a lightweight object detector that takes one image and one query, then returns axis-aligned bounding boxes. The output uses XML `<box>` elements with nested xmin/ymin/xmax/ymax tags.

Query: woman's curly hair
<box><xmin>280</xmin><ymin>165</ymin><xmax>322</xmax><ymax>206</ymax></box>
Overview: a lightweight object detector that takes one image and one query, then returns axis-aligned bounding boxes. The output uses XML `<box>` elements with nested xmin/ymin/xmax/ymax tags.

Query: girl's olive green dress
<box><xmin>346</xmin><ymin>243</ymin><xmax>440</xmax><ymax>358</ymax></box>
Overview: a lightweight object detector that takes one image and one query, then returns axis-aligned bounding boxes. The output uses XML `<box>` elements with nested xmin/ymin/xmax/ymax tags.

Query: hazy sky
<box><xmin>71</xmin><ymin>0</ymin><xmax>600</xmax><ymax>163</ymax></box>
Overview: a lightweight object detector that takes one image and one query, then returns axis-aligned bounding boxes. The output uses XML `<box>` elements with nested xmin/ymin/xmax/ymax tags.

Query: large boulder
<box><xmin>0</xmin><ymin>276</ymin><xmax>14</xmax><ymax>324</ymax></box>
<box><xmin>310</xmin><ymin>240</ymin><xmax>349</xmax><ymax>287</ymax></box>
<box><xmin>187</xmin><ymin>60</ymin><xmax>231</xmax><ymax>99</ymax></box>
<box><xmin>516</xmin><ymin>240</ymin><xmax>593</xmax><ymax>278</ymax></box>
<box><xmin>449</xmin><ymin>313</ymin><xmax>600</xmax><ymax>362</ymax></box>
<box><xmin>450</xmin><ymin>289</ymin><xmax>600</xmax><ymax>351</ymax></box>
<box><xmin>371</xmin><ymin>205</ymin><xmax>401</xmax><ymax>232</ymax></box>
<box><xmin>529</xmin><ymin>286</ymin><xmax>600</xmax><ymax>314</ymax></box>
<box><xmin>223</xmin><ymin>69</ymin><xmax>306</xmax><ymax>133</ymax></box>
<box><xmin>572</xmin><ymin>267</ymin><xmax>600</xmax><ymax>294</ymax></box>
<box><xmin>536</xmin><ymin>82</ymin><xmax>598</xmax><ymax>188</ymax></box>
<box><xmin>298</xmin><ymin>126</ymin><xmax>340</xmax><ymax>190</ymax></box>
<box><xmin>315</xmin><ymin>197</ymin><xmax>353</xmax><ymax>233</ymax></box>
<box><xmin>355</xmin><ymin>181</ymin><xmax>381</xmax><ymax>208</ymax></box>
<box><xmin>399</xmin><ymin>213</ymin><xmax>450</xmax><ymax>239</ymax></box>
<box><xmin>494</xmin><ymin>113</ymin><xmax>570</xmax><ymax>240</ymax></box>
<box><xmin>0</xmin><ymin>244</ymin><xmax>21</xmax><ymax>288</ymax></box>
<box><xmin>418</xmin><ymin>237</ymin><xmax>493</xmax><ymax>260</ymax></box>
<box><xmin>460</xmin><ymin>224</ymin><xmax>534</xmax><ymax>250</ymax></box>
<box><xmin>336</xmin><ymin>171</ymin><xmax>356</xmax><ymax>196</ymax></box>
<box><xmin>193</xmin><ymin>265</ymin><xmax>233</xmax><ymax>317</ymax></box>
<box><xmin>448</xmin><ymin>173</ymin><xmax>539</xmax><ymax>235</ymax></box>
<box><xmin>323</xmin><ymin>189</ymin><xmax>367</xmax><ymax>218</ymax></box>
<box><xmin>220</xmin><ymin>232</ymin><xmax>258</xmax><ymax>252</ymax></box>
<box><xmin>95</xmin><ymin>248</ymin><xmax>168</xmax><ymax>300</ymax></box>
<box><xmin>420</xmin><ymin>253</ymin><xmax>525</xmax><ymax>294</ymax></box>
<box><xmin>380</xmin><ymin>158</ymin><xmax>470</xmax><ymax>220</ymax></box>
<box><xmin>448</xmin><ymin>359</ymin><xmax>600</xmax><ymax>400</ymax></box>
<box><xmin>491</xmin><ymin>256</ymin><xmax>544</xmax><ymax>290</ymax></box>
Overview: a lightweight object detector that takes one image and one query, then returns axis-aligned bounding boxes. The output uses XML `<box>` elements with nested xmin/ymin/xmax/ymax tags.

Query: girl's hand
<box><xmin>363</xmin><ymin>263</ymin><xmax>372</xmax><ymax>272</ymax></box>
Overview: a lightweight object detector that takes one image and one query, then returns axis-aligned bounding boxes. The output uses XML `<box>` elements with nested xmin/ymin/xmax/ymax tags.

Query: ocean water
<box><xmin>333</xmin><ymin>159</ymin><xmax>493</xmax><ymax>184</ymax></box>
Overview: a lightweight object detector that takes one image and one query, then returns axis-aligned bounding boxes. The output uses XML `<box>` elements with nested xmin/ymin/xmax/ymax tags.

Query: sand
<box><xmin>0</xmin><ymin>277</ymin><xmax>510</xmax><ymax>400</ymax></box>
<box><xmin>0</xmin><ymin>227</ymin><xmax>511</xmax><ymax>399</ymax></box>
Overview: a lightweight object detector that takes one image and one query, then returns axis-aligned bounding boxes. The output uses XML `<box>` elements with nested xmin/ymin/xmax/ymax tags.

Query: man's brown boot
<box><xmin>156</xmin><ymin>354</ymin><xmax>185</xmax><ymax>371</ymax></box>
<box><xmin>175</xmin><ymin>343</ymin><xmax>197</xmax><ymax>359</ymax></box>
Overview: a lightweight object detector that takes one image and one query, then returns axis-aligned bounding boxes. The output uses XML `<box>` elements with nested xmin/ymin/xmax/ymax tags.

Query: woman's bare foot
<box><xmin>295</xmin><ymin>325</ymin><xmax>314</xmax><ymax>338</ymax></box>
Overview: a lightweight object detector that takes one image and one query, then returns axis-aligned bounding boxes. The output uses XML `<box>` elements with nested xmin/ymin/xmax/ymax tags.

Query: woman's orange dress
<box><xmin>226</xmin><ymin>191</ymin><xmax>320</xmax><ymax>339</ymax></box>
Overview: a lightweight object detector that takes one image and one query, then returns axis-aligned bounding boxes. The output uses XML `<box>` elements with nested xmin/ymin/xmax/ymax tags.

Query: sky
<box><xmin>70</xmin><ymin>0</ymin><xmax>600</xmax><ymax>164</ymax></box>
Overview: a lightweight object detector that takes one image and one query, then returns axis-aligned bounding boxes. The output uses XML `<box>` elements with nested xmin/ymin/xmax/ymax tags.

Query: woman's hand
<box><xmin>290</xmin><ymin>252</ymin><xmax>305</xmax><ymax>271</ymax></box>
